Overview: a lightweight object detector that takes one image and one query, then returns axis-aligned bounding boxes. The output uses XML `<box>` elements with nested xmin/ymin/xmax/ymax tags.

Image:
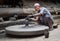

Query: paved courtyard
<box><xmin>0</xmin><ymin>25</ymin><xmax>60</xmax><ymax>41</ymax></box>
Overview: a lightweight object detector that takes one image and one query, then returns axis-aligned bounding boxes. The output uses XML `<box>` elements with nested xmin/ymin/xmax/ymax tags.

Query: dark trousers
<box><xmin>38</xmin><ymin>17</ymin><xmax>54</xmax><ymax>29</ymax></box>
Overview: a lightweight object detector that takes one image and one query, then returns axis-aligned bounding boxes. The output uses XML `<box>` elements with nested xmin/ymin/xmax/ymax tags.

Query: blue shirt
<box><xmin>37</xmin><ymin>7</ymin><xmax>53</xmax><ymax>21</ymax></box>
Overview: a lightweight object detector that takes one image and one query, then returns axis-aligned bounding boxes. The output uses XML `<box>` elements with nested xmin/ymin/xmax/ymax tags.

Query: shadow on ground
<box><xmin>0</xmin><ymin>32</ymin><xmax>44</xmax><ymax>39</ymax></box>
<box><xmin>6</xmin><ymin>34</ymin><xmax>44</xmax><ymax>39</ymax></box>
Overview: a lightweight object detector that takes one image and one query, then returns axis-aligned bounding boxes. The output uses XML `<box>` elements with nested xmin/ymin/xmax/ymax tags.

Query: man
<box><xmin>28</xmin><ymin>3</ymin><xmax>54</xmax><ymax>30</ymax></box>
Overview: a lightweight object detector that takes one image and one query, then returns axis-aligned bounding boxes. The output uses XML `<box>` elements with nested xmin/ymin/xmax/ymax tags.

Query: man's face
<box><xmin>34</xmin><ymin>6</ymin><xmax>40</xmax><ymax>11</ymax></box>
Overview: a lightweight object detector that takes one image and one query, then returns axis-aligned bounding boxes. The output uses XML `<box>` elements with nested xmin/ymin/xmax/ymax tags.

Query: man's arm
<box><xmin>33</xmin><ymin>13</ymin><xmax>40</xmax><ymax>16</ymax></box>
<box><xmin>31</xmin><ymin>16</ymin><xmax>39</xmax><ymax>22</ymax></box>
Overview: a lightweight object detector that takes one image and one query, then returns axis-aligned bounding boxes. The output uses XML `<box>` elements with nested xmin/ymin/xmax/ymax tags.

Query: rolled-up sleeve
<box><xmin>40</xmin><ymin>8</ymin><xmax>44</xmax><ymax>14</ymax></box>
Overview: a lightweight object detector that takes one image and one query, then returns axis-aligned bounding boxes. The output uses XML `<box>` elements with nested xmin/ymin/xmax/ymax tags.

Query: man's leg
<box><xmin>43</xmin><ymin>17</ymin><xmax>53</xmax><ymax>30</ymax></box>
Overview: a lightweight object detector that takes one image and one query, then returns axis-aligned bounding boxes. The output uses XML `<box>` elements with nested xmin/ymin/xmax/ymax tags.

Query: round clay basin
<box><xmin>5</xmin><ymin>24</ymin><xmax>49</xmax><ymax>35</ymax></box>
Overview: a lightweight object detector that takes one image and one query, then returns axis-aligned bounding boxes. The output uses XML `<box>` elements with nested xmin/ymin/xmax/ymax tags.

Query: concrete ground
<box><xmin>0</xmin><ymin>25</ymin><xmax>60</xmax><ymax>41</ymax></box>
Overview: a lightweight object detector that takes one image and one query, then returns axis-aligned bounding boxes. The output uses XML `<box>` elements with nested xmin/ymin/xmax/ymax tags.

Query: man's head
<box><xmin>34</xmin><ymin>3</ymin><xmax>40</xmax><ymax>11</ymax></box>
